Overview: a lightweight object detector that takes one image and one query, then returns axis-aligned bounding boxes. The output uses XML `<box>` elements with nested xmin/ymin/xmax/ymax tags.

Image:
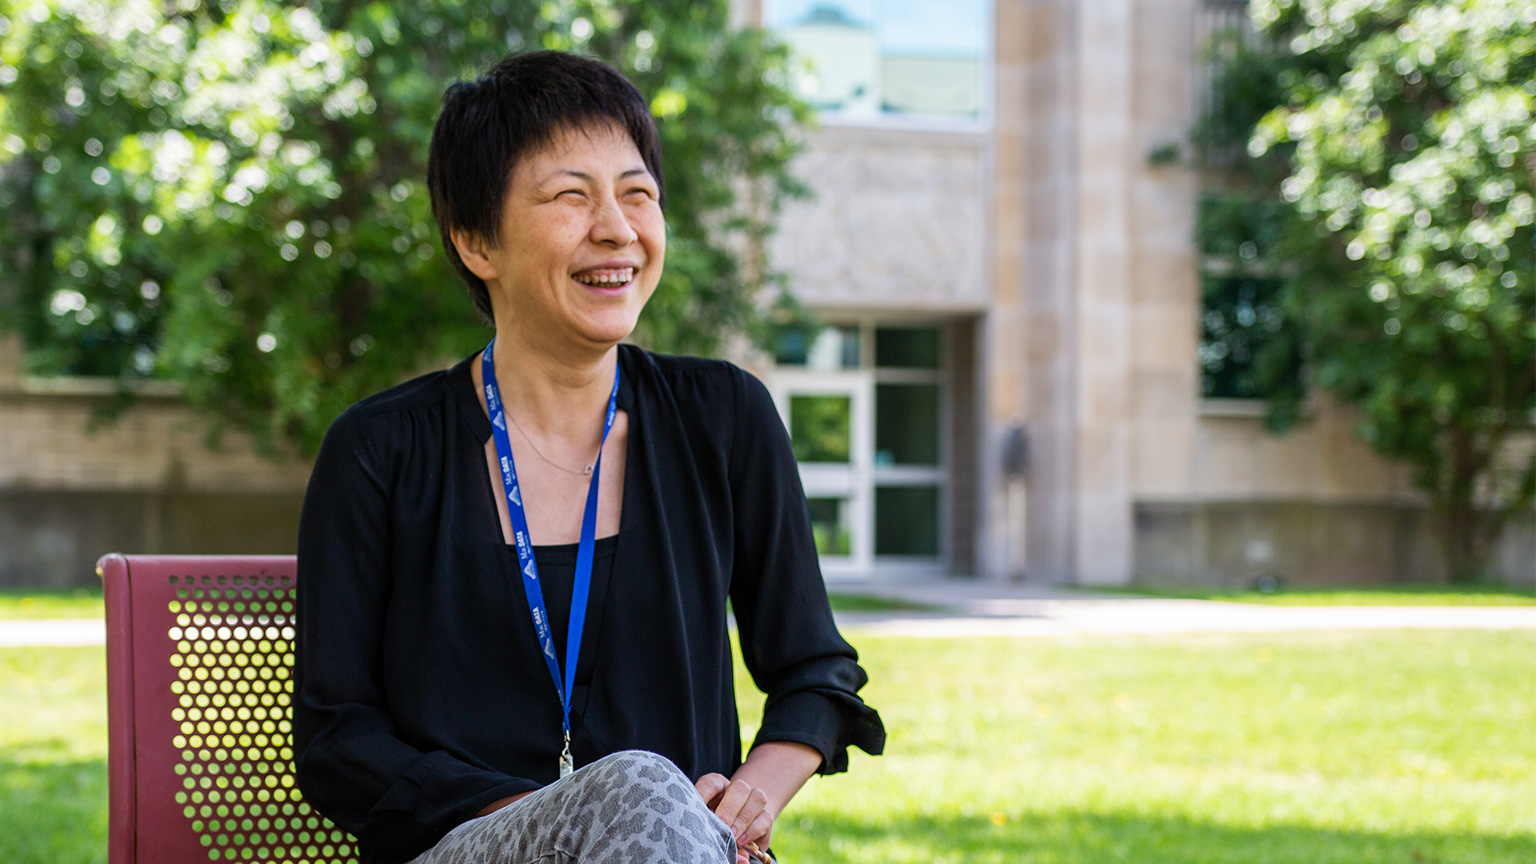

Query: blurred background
<box><xmin>2</xmin><ymin>5</ymin><xmax>1535</xmax><ymax>864</ymax></box>
<box><xmin>0</xmin><ymin>0</ymin><xmax>1532</xmax><ymax>591</ymax></box>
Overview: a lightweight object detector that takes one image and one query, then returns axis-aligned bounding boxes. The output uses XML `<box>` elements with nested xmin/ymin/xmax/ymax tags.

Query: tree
<box><xmin>0</xmin><ymin>0</ymin><xmax>810</xmax><ymax>454</ymax></box>
<box><xmin>1198</xmin><ymin>0</ymin><xmax>1536</xmax><ymax>581</ymax></box>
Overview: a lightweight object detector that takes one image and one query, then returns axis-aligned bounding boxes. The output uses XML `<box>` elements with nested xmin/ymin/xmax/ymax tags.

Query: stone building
<box><xmin>749</xmin><ymin>0</ymin><xmax>1533</xmax><ymax>586</ymax></box>
<box><xmin>3</xmin><ymin>0</ymin><xmax>1531</xmax><ymax>588</ymax></box>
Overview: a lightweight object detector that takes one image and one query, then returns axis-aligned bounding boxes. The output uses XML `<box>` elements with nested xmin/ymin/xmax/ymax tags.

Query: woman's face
<box><xmin>463</xmin><ymin>122</ymin><xmax>665</xmax><ymax>351</ymax></box>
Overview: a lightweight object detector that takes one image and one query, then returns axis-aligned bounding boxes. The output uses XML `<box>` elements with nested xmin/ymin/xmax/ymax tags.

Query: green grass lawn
<box><xmin>825</xmin><ymin>592</ymin><xmax>945</xmax><ymax>613</ymax></box>
<box><xmin>0</xmin><ymin>646</ymin><xmax>108</xmax><ymax>864</ymax></box>
<box><xmin>751</xmin><ymin>629</ymin><xmax>1536</xmax><ymax>863</ymax></box>
<box><xmin>0</xmin><ymin>588</ymin><xmax>104</xmax><ymax>620</ymax></box>
<box><xmin>3</xmin><ymin>629</ymin><xmax>1533</xmax><ymax>864</ymax></box>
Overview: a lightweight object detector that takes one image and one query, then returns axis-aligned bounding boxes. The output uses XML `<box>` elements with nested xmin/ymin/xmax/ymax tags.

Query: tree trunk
<box><xmin>1441</xmin><ymin>429</ymin><xmax>1473</xmax><ymax>581</ymax></box>
<box><xmin>1440</xmin><ymin>428</ymin><xmax>1501</xmax><ymax>583</ymax></box>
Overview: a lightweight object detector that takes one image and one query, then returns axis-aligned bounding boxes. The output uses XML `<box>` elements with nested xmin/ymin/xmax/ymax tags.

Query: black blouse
<box><xmin>293</xmin><ymin>345</ymin><xmax>885</xmax><ymax>864</ymax></box>
<box><xmin>523</xmin><ymin>536</ymin><xmax>619</xmax><ymax>673</ymax></box>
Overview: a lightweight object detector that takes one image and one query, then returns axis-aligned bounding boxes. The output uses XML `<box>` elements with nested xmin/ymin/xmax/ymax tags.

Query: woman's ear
<box><xmin>451</xmin><ymin>228</ymin><xmax>500</xmax><ymax>282</ymax></box>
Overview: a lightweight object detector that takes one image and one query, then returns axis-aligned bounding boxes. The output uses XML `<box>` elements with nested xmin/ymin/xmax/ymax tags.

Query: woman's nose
<box><xmin>590</xmin><ymin>194</ymin><xmax>638</xmax><ymax>247</ymax></box>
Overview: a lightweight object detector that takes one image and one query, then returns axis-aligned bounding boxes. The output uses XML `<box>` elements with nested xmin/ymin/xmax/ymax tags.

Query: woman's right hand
<box><xmin>695</xmin><ymin>773</ymin><xmax>773</xmax><ymax>863</ymax></box>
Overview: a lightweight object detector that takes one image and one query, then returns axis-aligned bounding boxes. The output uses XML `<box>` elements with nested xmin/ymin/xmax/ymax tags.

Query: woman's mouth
<box><xmin>572</xmin><ymin>267</ymin><xmax>636</xmax><ymax>289</ymax></box>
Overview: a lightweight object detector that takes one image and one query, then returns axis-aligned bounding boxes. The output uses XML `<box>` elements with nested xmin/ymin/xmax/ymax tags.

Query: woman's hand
<box><xmin>695</xmin><ymin>774</ymin><xmax>774</xmax><ymax>862</ymax></box>
<box><xmin>696</xmin><ymin>741</ymin><xmax>823</xmax><ymax>863</ymax></box>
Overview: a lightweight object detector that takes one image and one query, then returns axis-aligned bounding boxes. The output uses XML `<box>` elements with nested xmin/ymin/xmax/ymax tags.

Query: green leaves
<box><xmin>0</xmin><ymin>0</ymin><xmax>807</xmax><ymax>454</ymax></box>
<box><xmin>1209</xmin><ymin>0</ymin><xmax>1536</xmax><ymax>579</ymax></box>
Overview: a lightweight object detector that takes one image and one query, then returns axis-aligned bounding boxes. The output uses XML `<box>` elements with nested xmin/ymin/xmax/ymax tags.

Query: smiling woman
<box><xmin>293</xmin><ymin>51</ymin><xmax>884</xmax><ymax>864</ymax></box>
<box><xmin>453</xmin><ymin>123</ymin><xmax>664</xmax><ymax>360</ymax></box>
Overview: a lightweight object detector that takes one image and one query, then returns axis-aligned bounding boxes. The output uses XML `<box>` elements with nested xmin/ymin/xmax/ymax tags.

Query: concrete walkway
<box><xmin>3</xmin><ymin>580</ymin><xmax>1535</xmax><ymax>645</ymax></box>
<box><xmin>827</xmin><ymin>579</ymin><xmax>1536</xmax><ymax>637</ymax></box>
<box><xmin>0</xmin><ymin>618</ymin><xmax>106</xmax><ymax>647</ymax></box>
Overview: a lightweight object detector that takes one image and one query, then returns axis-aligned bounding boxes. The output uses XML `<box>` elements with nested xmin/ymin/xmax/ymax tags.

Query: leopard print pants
<box><xmin>406</xmin><ymin>750</ymin><xmax>738</xmax><ymax>864</ymax></box>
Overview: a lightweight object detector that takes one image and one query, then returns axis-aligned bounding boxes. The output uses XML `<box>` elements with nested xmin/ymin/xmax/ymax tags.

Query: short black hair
<box><xmin>426</xmin><ymin>51</ymin><xmax>665</xmax><ymax>321</ymax></box>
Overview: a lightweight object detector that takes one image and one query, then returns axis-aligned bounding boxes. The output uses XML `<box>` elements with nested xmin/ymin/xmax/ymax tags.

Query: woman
<box><xmin>294</xmin><ymin>51</ymin><xmax>885</xmax><ymax>864</ymax></box>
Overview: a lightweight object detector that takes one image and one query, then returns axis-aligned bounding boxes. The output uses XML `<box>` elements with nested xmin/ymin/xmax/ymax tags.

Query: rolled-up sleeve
<box><xmin>725</xmin><ymin>367</ymin><xmax>886</xmax><ymax>774</ymax></box>
<box><xmin>294</xmin><ymin>407</ymin><xmax>536</xmax><ymax>862</ymax></box>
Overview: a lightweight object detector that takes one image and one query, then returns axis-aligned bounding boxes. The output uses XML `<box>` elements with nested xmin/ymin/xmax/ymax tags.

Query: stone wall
<box><xmin>768</xmin><ymin>125</ymin><xmax>989</xmax><ymax>311</ymax></box>
<box><xmin>1133</xmin><ymin>402</ymin><xmax>1536</xmax><ymax>586</ymax></box>
<box><xmin>947</xmin><ymin>319</ymin><xmax>981</xmax><ymax>575</ymax></box>
<box><xmin>0</xmin><ymin>489</ymin><xmax>305</xmax><ymax>589</ymax></box>
<box><xmin>1136</xmin><ymin>501</ymin><xmax>1536</xmax><ymax>587</ymax></box>
<box><xmin>994</xmin><ymin>0</ymin><xmax>1208</xmax><ymax>585</ymax></box>
<box><xmin>1187</xmin><ymin>404</ymin><xmax>1415</xmax><ymax>501</ymax></box>
<box><xmin>1009</xmin><ymin>0</ymin><xmax>1080</xmax><ymax>584</ymax></box>
<box><xmin>0</xmin><ymin>337</ymin><xmax>311</xmax><ymax>587</ymax></box>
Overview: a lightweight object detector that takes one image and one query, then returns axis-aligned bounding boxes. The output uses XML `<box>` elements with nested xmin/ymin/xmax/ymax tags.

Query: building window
<box><xmin>1199</xmin><ymin>274</ymin><xmax>1294</xmax><ymax>399</ymax></box>
<box><xmin>765</xmin><ymin>1</ymin><xmax>989</xmax><ymax>121</ymax></box>
<box><xmin>875</xmin><ymin>383</ymin><xmax>939</xmax><ymax>465</ymax></box>
<box><xmin>771</xmin><ymin>320</ymin><xmax>949</xmax><ymax>576</ymax></box>
<box><xmin>874</xmin><ymin>326</ymin><xmax>941</xmax><ymax>368</ymax></box>
<box><xmin>1194</xmin><ymin>0</ymin><xmax>1304</xmax><ymax>403</ymax></box>
<box><xmin>774</xmin><ymin>324</ymin><xmax>861</xmax><ymax>370</ymax></box>
<box><xmin>789</xmin><ymin>394</ymin><xmax>854</xmax><ymax>463</ymax></box>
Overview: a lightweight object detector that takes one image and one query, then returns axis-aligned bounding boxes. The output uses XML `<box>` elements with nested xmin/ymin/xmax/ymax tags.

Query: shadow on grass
<box><xmin>5</xmin><ymin>752</ymin><xmax>1531</xmax><ymax>864</ymax></box>
<box><xmin>780</xmin><ymin>810</ymin><xmax>1536</xmax><ymax>864</ymax></box>
<box><xmin>0</xmin><ymin>753</ymin><xmax>108</xmax><ymax>864</ymax></box>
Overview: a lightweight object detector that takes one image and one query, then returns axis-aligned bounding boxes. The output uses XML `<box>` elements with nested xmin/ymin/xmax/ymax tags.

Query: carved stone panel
<box><xmin>769</xmin><ymin>128</ymin><xmax>988</xmax><ymax>309</ymax></box>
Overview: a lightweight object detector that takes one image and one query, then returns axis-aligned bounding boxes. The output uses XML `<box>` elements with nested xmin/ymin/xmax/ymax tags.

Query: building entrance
<box><xmin>768</xmin><ymin>322</ymin><xmax>949</xmax><ymax>579</ymax></box>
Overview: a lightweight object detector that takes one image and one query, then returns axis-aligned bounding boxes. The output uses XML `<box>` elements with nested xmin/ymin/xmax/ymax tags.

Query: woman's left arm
<box><xmin>695</xmin><ymin>741</ymin><xmax>822</xmax><ymax>851</ymax></box>
<box><xmin>710</xmin><ymin>366</ymin><xmax>887</xmax><ymax>853</ymax></box>
<box><xmin>730</xmin><ymin>741</ymin><xmax>824</xmax><ymax>815</ymax></box>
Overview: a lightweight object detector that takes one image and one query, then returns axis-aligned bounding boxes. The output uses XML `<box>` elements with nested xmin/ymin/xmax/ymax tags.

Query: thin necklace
<box><xmin>506</xmin><ymin>411</ymin><xmax>598</xmax><ymax>476</ymax></box>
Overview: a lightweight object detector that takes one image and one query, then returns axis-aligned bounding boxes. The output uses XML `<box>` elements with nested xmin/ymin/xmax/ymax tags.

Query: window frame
<box><xmin>761</xmin><ymin>0</ymin><xmax>997</xmax><ymax>131</ymax></box>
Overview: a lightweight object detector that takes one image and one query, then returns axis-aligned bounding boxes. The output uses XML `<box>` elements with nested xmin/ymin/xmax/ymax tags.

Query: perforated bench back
<box><xmin>100</xmin><ymin>554</ymin><xmax>360</xmax><ymax>864</ymax></box>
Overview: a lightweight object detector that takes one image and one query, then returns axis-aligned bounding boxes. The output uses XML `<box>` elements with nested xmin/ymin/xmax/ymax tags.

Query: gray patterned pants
<box><xmin>407</xmin><ymin>750</ymin><xmax>738</xmax><ymax>864</ymax></box>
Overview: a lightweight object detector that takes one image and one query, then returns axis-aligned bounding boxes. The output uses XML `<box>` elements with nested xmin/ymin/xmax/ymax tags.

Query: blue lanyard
<box><xmin>481</xmin><ymin>338</ymin><xmax>619</xmax><ymax>778</ymax></box>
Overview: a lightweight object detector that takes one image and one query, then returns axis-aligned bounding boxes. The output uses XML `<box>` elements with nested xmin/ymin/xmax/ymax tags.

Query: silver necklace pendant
<box><xmin>507</xmin><ymin>410</ymin><xmax>601</xmax><ymax>477</ymax></box>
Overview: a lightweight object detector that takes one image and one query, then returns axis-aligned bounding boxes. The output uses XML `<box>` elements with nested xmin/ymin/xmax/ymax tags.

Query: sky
<box><xmin>765</xmin><ymin>0</ymin><xmax>988</xmax><ymax>55</ymax></box>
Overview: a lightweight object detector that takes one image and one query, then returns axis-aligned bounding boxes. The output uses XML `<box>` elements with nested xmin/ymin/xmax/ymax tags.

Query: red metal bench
<box><xmin>99</xmin><ymin>554</ymin><xmax>359</xmax><ymax>864</ymax></box>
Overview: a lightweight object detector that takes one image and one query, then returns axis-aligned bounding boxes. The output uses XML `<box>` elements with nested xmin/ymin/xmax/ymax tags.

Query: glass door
<box><xmin>769</xmin><ymin>363</ymin><xmax>873</xmax><ymax>577</ymax></box>
<box><xmin>768</xmin><ymin>321</ymin><xmax>951</xmax><ymax>579</ymax></box>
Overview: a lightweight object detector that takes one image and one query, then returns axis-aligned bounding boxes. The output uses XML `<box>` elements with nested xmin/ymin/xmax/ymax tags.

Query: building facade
<box><xmin>750</xmin><ymin>0</ymin><xmax>1534</xmax><ymax>586</ymax></box>
<box><xmin>2</xmin><ymin>0</ymin><xmax>1531</xmax><ymax>588</ymax></box>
